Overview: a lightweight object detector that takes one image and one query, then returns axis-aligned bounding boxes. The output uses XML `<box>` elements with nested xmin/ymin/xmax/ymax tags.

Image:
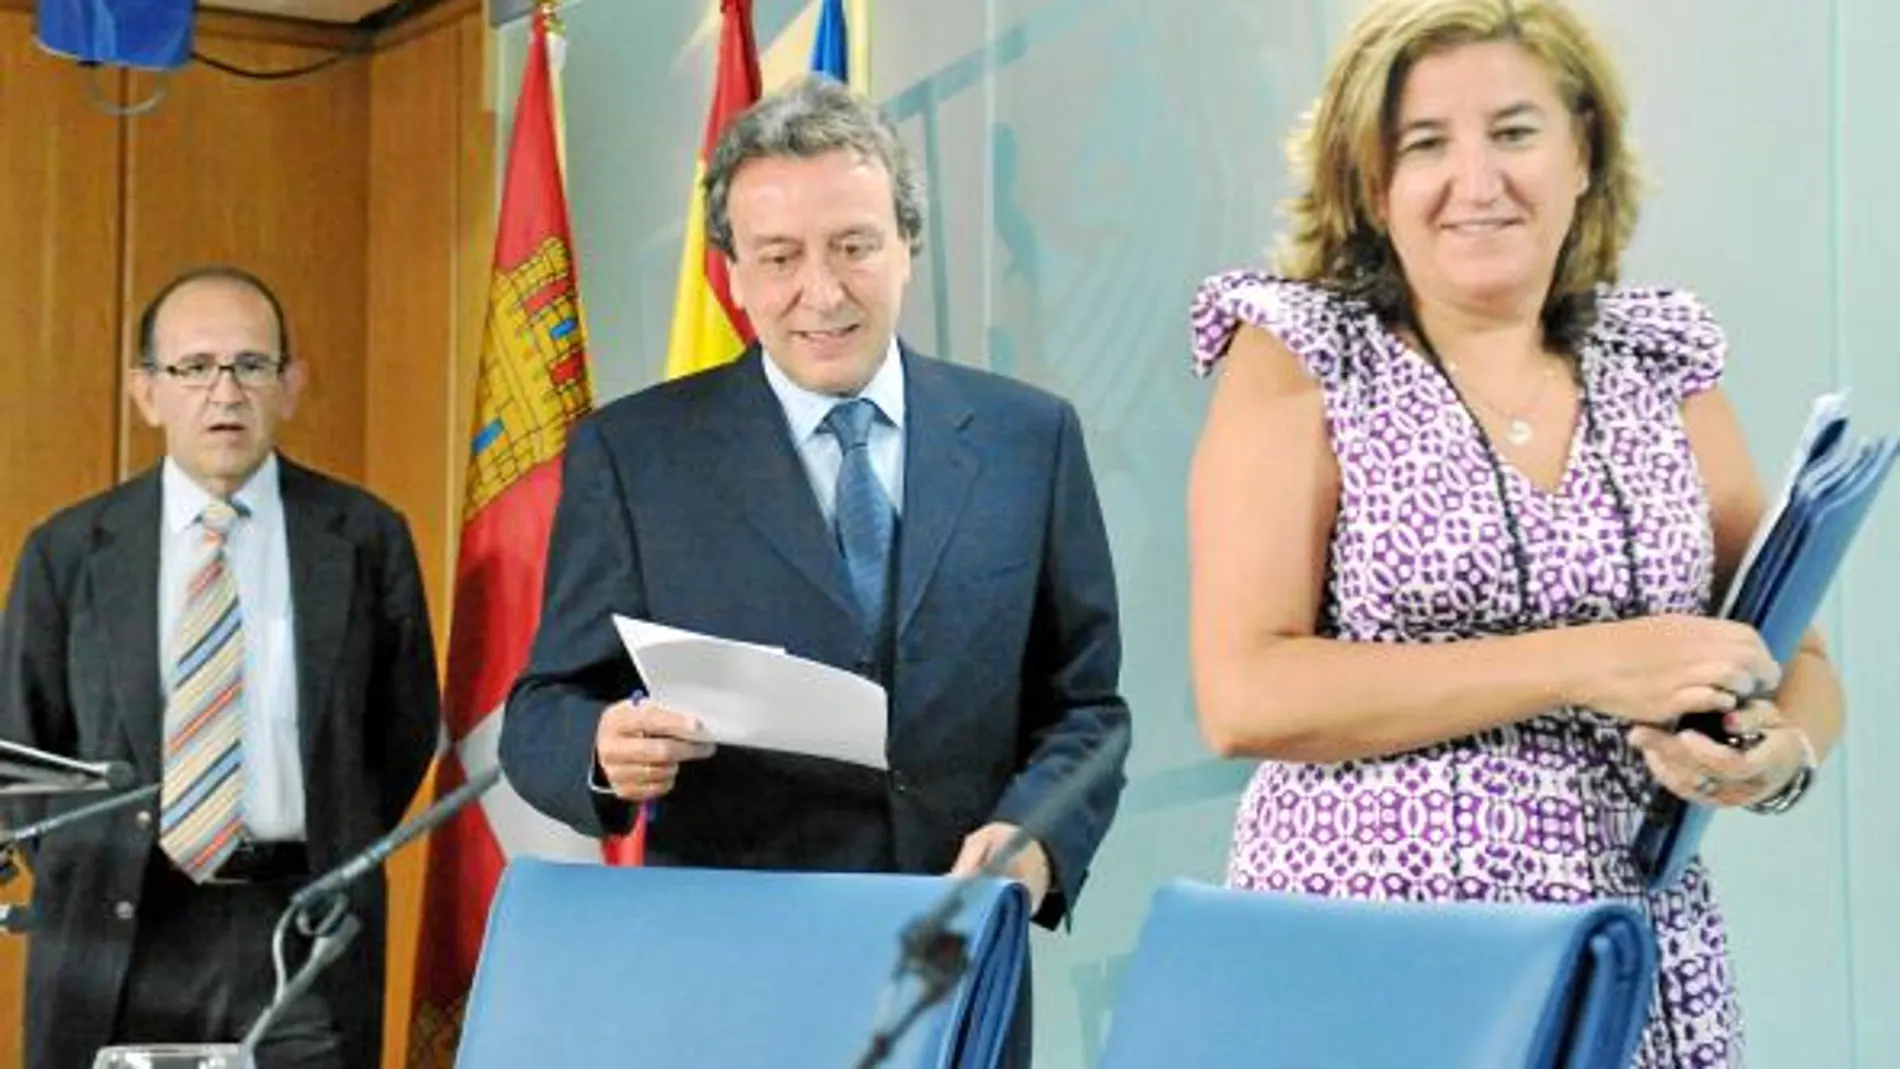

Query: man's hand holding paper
<box><xmin>611</xmin><ymin>614</ymin><xmax>891</xmax><ymax>771</ymax></box>
<box><xmin>594</xmin><ymin>698</ymin><xmax>716</xmax><ymax>803</ymax></box>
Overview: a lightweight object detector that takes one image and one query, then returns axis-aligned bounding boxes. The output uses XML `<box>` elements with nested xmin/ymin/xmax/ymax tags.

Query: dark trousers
<box><xmin>111</xmin><ymin>852</ymin><xmax>343</xmax><ymax>1069</ymax></box>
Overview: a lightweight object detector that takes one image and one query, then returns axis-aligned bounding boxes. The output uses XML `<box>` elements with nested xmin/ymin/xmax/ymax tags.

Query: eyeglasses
<box><xmin>146</xmin><ymin>354</ymin><xmax>286</xmax><ymax>390</ymax></box>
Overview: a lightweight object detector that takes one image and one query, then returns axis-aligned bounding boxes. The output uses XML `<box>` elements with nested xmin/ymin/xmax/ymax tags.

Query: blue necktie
<box><xmin>822</xmin><ymin>398</ymin><xmax>895</xmax><ymax>636</ymax></box>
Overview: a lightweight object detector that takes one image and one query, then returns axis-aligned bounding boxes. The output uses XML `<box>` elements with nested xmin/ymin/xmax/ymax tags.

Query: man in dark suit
<box><xmin>0</xmin><ymin>266</ymin><xmax>440</xmax><ymax>1069</ymax></box>
<box><xmin>501</xmin><ymin>76</ymin><xmax>1131</xmax><ymax>1060</ymax></box>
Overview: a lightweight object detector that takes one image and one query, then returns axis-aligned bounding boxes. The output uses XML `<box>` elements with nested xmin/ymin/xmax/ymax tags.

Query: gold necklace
<box><xmin>1443</xmin><ymin>359</ymin><xmax>1558</xmax><ymax>447</ymax></box>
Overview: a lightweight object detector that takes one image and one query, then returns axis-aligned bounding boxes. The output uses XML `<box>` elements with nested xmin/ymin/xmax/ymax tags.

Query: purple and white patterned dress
<box><xmin>1190</xmin><ymin>270</ymin><xmax>1744</xmax><ymax>1068</ymax></box>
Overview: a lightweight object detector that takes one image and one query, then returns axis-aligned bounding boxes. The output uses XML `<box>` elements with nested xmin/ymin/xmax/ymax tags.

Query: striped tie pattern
<box><xmin>159</xmin><ymin>499</ymin><xmax>247</xmax><ymax>882</ymax></box>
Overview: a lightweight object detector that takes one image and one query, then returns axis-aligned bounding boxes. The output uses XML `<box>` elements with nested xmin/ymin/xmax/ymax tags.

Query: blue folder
<box><xmin>1634</xmin><ymin>394</ymin><xmax>1898</xmax><ymax>889</ymax></box>
<box><xmin>1099</xmin><ymin>881</ymin><xmax>1657</xmax><ymax>1069</ymax></box>
<box><xmin>455</xmin><ymin>858</ymin><xmax>1028</xmax><ymax>1069</ymax></box>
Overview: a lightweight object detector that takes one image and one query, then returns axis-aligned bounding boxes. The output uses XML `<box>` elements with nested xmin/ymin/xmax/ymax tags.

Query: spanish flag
<box><xmin>663</xmin><ymin>0</ymin><xmax>762</xmax><ymax>380</ymax></box>
<box><xmin>406</xmin><ymin>7</ymin><xmax>608</xmax><ymax>1064</ymax></box>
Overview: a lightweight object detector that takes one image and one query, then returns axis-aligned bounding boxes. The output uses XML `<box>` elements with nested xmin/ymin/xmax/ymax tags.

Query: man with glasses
<box><xmin>0</xmin><ymin>266</ymin><xmax>440</xmax><ymax>1069</ymax></box>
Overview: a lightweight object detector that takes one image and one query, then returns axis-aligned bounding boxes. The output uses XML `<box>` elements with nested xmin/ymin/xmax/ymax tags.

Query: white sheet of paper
<box><xmin>612</xmin><ymin>614</ymin><xmax>889</xmax><ymax>770</ymax></box>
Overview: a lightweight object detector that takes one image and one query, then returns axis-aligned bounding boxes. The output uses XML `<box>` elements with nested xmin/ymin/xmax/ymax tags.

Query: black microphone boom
<box><xmin>288</xmin><ymin>763</ymin><xmax>502</xmax><ymax>916</ymax></box>
<box><xmin>0</xmin><ymin>776</ymin><xmax>156</xmax><ymax>933</ymax></box>
<box><xmin>853</xmin><ymin>721</ymin><xmax>1131</xmax><ymax>1069</ymax></box>
<box><xmin>904</xmin><ymin>722</ymin><xmax>1129</xmax><ymax>965</ymax></box>
<box><xmin>0</xmin><ymin>783</ymin><xmax>160</xmax><ymax>851</ymax></box>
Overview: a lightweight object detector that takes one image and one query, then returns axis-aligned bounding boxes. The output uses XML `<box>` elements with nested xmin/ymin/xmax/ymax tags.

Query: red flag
<box><xmin>406</xmin><ymin>8</ymin><xmax>618</xmax><ymax>1064</ymax></box>
<box><xmin>664</xmin><ymin>0</ymin><xmax>762</xmax><ymax>378</ymax></box>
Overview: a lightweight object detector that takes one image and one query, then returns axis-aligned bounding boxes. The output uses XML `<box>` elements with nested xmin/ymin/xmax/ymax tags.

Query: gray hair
<box><xmin>703</xmin><ymin>75</ymin><xmax>926</xmax><ymax>259</ymax></box>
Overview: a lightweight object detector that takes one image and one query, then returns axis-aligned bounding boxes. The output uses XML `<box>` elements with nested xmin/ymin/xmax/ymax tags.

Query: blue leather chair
<box><xmin>454</xmin><ymin>858</ymin><xmax>1028</xmax><ymax>1069</ymax></box>
<box><xmin>1099</xmin><ymin>881</ymin><xmax>1657</xmax><ymax>1069</ymax></box>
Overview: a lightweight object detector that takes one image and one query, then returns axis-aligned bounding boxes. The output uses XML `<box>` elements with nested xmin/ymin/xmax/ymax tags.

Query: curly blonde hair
<box><xmin>1278</xmin><ymin>0</ymin><xmax>1640</xmax><ymax>347</ymax></box>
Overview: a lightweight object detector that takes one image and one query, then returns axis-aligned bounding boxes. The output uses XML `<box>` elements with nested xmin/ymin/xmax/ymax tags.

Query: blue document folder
<box><xmin>1634</xmin><ymin>394</ymin><xmax>1897</xmax><ymax>889</ymax></box>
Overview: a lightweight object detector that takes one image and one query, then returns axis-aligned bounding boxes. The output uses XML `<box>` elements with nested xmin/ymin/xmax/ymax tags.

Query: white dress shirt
<box><xmin>760</xmin><ymin>339</ymin><xmax>907</xmax><ymax>519</ymax></box>
<box><xmin>159</xmin><ymin>453</ymin><xmax>305</xmax><ymax>841</ymax></box>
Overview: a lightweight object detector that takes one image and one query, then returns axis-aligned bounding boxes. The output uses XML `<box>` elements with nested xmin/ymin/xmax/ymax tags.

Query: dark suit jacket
<box><xmin>0</xmin><ymin>458</ymin><xmax>439</xmax><ymax>1069</ymax></box>
<box><xmin>502</xmin><ymin>346</ymin><xmax>1131</xmax><ymax>925</ymax></box>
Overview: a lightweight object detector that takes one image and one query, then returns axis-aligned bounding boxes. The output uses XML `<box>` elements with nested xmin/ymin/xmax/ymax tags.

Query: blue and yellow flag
<box><xmin>810</xmin><ymin>0</ymin><xmax>870</xmax><ymax>91</ymax></box>
<box><xmin>810</xmin><ymin>0</ymin><xmax>848</xmax><ymax>80</ymax></box>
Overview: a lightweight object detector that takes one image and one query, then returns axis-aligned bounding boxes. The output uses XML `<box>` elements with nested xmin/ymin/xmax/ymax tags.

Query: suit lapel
<box><xmin>895</xmin><ymin>349</ymin><xmax>979</xmax><ymax>638</ymax></box>
<box><xmin>280</xmin><ymin>460</ymin><xmax>354</xmax><ymax>755</ymax></box>
<box><xmin>92</xmin><ymin>473</ymin><xmax>164</xmax><ymax>780</ymax></box>
<box><xmin>705</xmin><ymin>352</ymin><xmax>861</xmax><ymax>621</ymax></box>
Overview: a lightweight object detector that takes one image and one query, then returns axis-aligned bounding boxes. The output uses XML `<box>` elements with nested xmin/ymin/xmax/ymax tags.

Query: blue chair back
<box><xmin>455</xmin><ymin>859</ymin><xmax>1029</xmax><ymax>1069</ymax></box>
<box><xmin>1099</xmin><ymin>881</ymin><xmax>1657</xmax><ymax>1069</ymax></box>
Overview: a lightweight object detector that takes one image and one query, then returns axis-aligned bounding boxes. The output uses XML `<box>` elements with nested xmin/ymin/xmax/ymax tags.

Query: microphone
<box><xmin>0</xmin><ymin>737</ymin><xmax>137</xmax><ymax>795</ymax></box>
<box><xmin>853</xmin><ymin>721</ymin><xmax>1132</xmax><ymax>1069</ymax></box>
<box><xmin>905</xmin><ymin>723</ymin><xmax>1129</xmax><ymax>965</ymax></box>
<box><xmin>288</xmin><ymin>763</ymin><xmax>502</xmax><ymax>926</ymax></box>
<box><xmin>0</xmin><ymin>768</ymin><xmax>153</xmax><ymax>931</ymax></box>
<box><xmin>102</xmin><ymin>760</ymin><xmax>139</xmax><ymax>790</ymax></box>
<box><xmin>0</xmin><ymin>783</ymin><xmax>160</xmax><ymax>851</ymax></box>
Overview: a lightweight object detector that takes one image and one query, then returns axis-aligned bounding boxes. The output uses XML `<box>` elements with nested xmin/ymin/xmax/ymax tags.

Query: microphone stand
<box><xmin>240</xmin><ymin>897</ymin><xmax>362</xmax><ymax>1059</ymax></box>
<box><xmin>848</xmin><ymin>837</ymin><xmax>1018</xmax><ymax>1069</ymax></box>
<box><xmin>850</xmin><ymin>724</ymin><xmax>1131</xmax><ymax>1069</ymax></box>
<box><xmin>240</xmin><ymin>763</ymin><xmax>504</xmax><ymax>1054</ymax></box>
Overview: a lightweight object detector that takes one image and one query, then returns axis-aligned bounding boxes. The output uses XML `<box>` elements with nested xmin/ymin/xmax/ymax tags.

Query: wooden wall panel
<box><xmin>365</xmin><ymin>16</ymin><xmax>477</xmax><ymax>1065</ymax></box>
<box><xmin>367</xmin><ymin>27</ymin><xmax>460</xmax><ymax>639</ymax></box>
<box><xmin>0</xmin><ymin>13</ymin><xmax>126</xmax><ymax>610</ymax></box>
<box><xmin>0</xmin><ymin>5</ymin><xmax>488</xmax><ymax>1065</ymax></box>
<box><xmin>0</xmin><ymin>12</ymin><xmax>127</xmax><ymax>1067</ymax></box>
<box><xmin>365</xmin><ymin>8</ymin><xmax>490</xmax><ymax>1066</ymax></box>
<box><xmin>120</xmin><ymin>36</ymin><xmax>370</xmax><ymax>484</ymax></box>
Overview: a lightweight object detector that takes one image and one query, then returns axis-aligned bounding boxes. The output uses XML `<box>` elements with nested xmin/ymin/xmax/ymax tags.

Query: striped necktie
<box><xmin>159</xmin><ymin>499</ymin><xmax>247</xmax><ymax>883</ymax></box>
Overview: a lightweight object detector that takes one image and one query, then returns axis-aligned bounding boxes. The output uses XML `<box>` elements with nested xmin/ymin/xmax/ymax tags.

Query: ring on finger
<box><xmin>1693</xmin><ymin>772</ymin><xmax>1720</xmax><ymax>797</ymax></box>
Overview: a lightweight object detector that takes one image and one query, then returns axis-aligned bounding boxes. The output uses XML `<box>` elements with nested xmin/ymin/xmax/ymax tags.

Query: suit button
<box><xmin>134</xmin><ymin>810</ymin><xmax>152</xmax><ymax>829</ymax></box>
<box><xmin>113</xmin><ymin>901</ymin><xmax>135</xmax><ymax>922</ymax></box>
<box><xmin>892</xmin><ymin>772</ymin><xmax>909</xmax><ymax>795</ymax></box>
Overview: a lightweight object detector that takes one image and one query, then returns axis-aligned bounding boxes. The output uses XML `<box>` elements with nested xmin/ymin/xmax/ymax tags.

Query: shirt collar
<box><xmin>760</xmin><ymin>337</ymin><xmax>907</xmax><ymax>444</ymax></box>
<box><xmin>163</xmin><ymin>452</ymin><xmax>281</xmax><ymax>535</ymax></box>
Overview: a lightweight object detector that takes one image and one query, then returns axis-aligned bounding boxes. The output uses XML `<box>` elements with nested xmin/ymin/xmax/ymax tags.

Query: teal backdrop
<box><xmin>495</xmin><ymin>2</ymin><xmax>1900</xmax><ymax>1063</ymax></box>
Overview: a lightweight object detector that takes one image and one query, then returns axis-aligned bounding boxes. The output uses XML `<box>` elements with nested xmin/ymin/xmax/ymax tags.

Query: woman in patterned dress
<box><xmin>1183</xmin><ymin>1</ymin><xmax>1845</xmax><ymax>1065</ymax></box>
